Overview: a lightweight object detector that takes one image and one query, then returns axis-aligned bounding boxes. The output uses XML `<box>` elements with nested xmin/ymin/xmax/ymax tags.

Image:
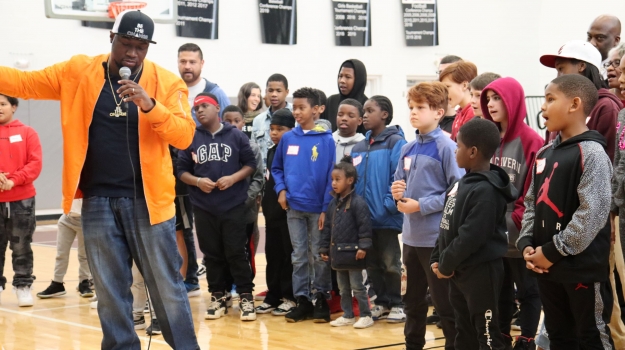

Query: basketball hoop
<box><xmin>108</xmin><ymin>1</ymin><xmax>148</xmax><ymax>19</ymax></box>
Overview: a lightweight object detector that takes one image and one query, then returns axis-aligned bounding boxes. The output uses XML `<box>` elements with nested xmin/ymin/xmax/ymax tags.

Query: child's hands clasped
<box><xmin>216</xmin><ymin>175</ymin><xmax>235</xmax><ymax>190</ymax></box>
<box><xmin>523</xmin><ymin>246</ymin><xmax>553</xmax><ymax>273</ymax></box>
<box><xmin>397</xmin><ymin>198</ymin><xmax>420</xmax><ymax>214</ymax></box>
<box><xmin>355</xmin><ymin>249</ymin><xmax>366</xmax><ymax>260</ymax></box>
<box><xmin>197</xmin><ymin>178</ymin><xmax>216</xmax><ymax>193</ymax></box>
<box><xmin>391</xmin><ymin>180</ymin><xmax>406</xmax><ymax>200</ymax></box>
<box><xmin>431</xmin><ymin>262</ymin><xmax>453</xmax><ymax>279</ymax></box>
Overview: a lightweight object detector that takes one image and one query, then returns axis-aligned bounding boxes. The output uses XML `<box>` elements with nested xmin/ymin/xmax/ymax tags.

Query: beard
<box><xmin>181</xmin><ymin>71</ymin><xmax>200</xmax><ymax>84</ymax></box>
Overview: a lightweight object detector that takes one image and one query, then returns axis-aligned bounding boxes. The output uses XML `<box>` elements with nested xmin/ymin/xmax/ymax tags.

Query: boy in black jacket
<box><xmin>431</xmin><ymin>118</ymin><xmax>518</xmax><ymax>350</ymax></box>
<box><xmin>178</xmin><ymin>92</ymin><xmax>257</xmax><ymax>322</ymax></box>
<box><xmin>256</xmin><ymin>109</ymin><xmax>297</xmax><ymax>316</ymax></box>
<box><xmin>517</xmin><ymin>75</ymin><xmax>614</xmax><ymax>348</ymax></box>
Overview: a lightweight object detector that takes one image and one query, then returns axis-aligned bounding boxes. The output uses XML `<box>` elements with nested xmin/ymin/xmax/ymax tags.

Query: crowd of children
<box><xmin>5</xmin><ymin>16</ymin><xmax>625</xmax><ymax>350</ymax></box>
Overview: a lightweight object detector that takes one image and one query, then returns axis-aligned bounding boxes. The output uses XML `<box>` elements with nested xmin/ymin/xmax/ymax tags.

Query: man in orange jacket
<box><xmin>0</xmin><ymin>10</ymin><xmax>199</xmax><ymax>350</ymax></box>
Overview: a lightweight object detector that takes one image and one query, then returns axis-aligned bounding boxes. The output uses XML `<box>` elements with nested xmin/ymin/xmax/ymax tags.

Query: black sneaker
<box><xmin>37</xmin><ymin>281</ymin><xmax>66</xmax><ymax>299</ymax></box>
<box><xmin>146</xmin><ymin>318</ymin><xmax>162</xmax><ymax>335</ymax></box>
<box><xmin>134</xmin><ymin>315</ymin><xmax>147</xmax><ymax>330</ymax></box>
<box><xmin>77</xmin><ymin>279</ymin><xmax>94</xmax><ymax>298</ymax></box>
<box><xmin>426</xmin><ymin>309</ymin><xmax>440</xmax><ymax>324</ymax></box>
<box><xmin>502</xmin><ymin>333</ymin><xmax>513</xmax><ymax>350</ymax></box>
<box><xmin>513</xmin><ymin>336</ymin><xmax>536</xmax><ymax>350</ymax></box>
<box><xmin>436</xmin><ymin>320</ymin><xmax>442</xmax><ymax>329</ymax></box>
<box><xmin>312</xmin><ymin>292</ymin><xmax>330</xmax><ymax>323</ymax></box>
<box><xmin>285</xmin><ymin>296</ymin><xmax>314</xmax><ymax>323</ymax></box>
<box><xmin>205</xmin><ymin>292</ymin><xmax>228</xmax><ymax>320</ymax></box>
<box><xmin>239</xmin><ymin>293</ymin><xmax>257</xmax><ymax>321</ymax></box>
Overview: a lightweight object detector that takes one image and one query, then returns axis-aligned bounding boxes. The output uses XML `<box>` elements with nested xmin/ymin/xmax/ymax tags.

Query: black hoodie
<box><xmin>517</xmin><ymin>131</ymin><xmax>613</xmax><ymax>283</ymax></box>
<box><xmin>322</xmin><ymin>59</ymin><xmax>368</xmax><ymax>134</ymax></box>
<box><xmin>430</xmin><ymin>164</ymin><xmax>518</xmax><ymax>277</ymax></box>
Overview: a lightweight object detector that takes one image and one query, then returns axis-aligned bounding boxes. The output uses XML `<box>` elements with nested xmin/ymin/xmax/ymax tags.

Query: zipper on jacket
<box><xmin>363</xmin><ymin>141</ymin><xmax>371</xmax><ymax>201</ymax></box>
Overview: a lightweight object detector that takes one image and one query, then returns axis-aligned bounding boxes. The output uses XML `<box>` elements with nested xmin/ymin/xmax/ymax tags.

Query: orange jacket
<box><xmin>0</xmin><ymin>54</ymin><xmax>195</xmax><ymax>224</ymax></box>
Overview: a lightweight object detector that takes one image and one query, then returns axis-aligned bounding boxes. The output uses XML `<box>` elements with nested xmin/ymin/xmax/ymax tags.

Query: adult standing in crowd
<box><xmin>238</xmin><ymin>82</ymin><xmax>263</xmax><ymax>138</ymax></box>
<box><xmin>587</xmin><ymin>15</ymin><xmax>622</xmax><ymax>63</ymax></box>
<box><xmin>178</xmin><ymin>43</ymin><xmax>230</xmax><ymax>122</ymax></box>
<box><xmin>0</xmin><ymin>10</ymin><xmax>199</xmax><ymax>349</ymax></box>
<box><xmin>322</xmin><ymin>59</ymin><xmax>368</xmax><ymax>134</ymax></box>
<box><xmin>607</xmin><ymin>43</ymin><xmax>625</xmax><ymax>104</ymax></box>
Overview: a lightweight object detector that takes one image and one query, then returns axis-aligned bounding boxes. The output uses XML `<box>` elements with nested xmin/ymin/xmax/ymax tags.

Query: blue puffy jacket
<box><xmin>351</xmin><ymin>126</ymin><xmax>407</xmax><ymax>232</ymax></box>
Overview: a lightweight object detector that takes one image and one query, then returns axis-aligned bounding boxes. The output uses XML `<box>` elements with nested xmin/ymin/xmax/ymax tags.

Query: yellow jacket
<box><xmin>0</xmin><ymin>54</ymin><xmax>195</xmax><ymax>225</ymax></box>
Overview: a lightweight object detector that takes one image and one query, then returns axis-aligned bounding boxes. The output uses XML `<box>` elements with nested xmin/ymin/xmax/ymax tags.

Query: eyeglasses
<box><xmin>603</xmin><ymin>60</ymin><xmax>621</xmax><ymax>69</ymax></box>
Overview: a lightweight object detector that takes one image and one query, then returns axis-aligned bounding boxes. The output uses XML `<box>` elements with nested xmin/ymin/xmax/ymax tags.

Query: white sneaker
<box><xmin>371</xmin><ymin>304</ymin><xmax>390</xmax><ymax>320</ymax></box>
<box><xmin>205</xmin><ymin>294</ymin><xmax>227</xmax><ymax>320</ymax></box>
<box><xmin>353</xmin><ymin>316</ymin><xmax>374</xmax><ymax>329</ymax></box>
<box><xmin>90</xmin><ymin>300</ymin><xmax>98</xmax><ymax>309</ymax></box>
<box><xmin>255</xmin><ymin>302</ymin><xmax>275</xmax><ymax>314</ymax></box>
<box><xmin>330</xmin><ymin>316</ymin><xmax>356</xmax><ymax>327</ymax></box>
<box><xmin>15</xmin><ymin>286</ymin><xmax>34</xmax><ymax>307</ymax></box>
<box><xmin>239</xmin><ymin>294</ymin><xmax>257</xmax><ymax>321</ymax></box>
<box><xmin>272</xmin><ymin>299</ymin><xmax>296</xmax><ymax>316</ymax></box>
<box><xmin>387</xmin><ymin>306</ymin><xmax>406</xmax><ymax>323</ymax></box>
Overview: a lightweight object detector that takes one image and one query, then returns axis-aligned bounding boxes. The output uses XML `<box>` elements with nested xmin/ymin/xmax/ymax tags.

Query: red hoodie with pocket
<box><xmin>545</xmin><ymin>88</ymin><xmax>622</xmax><ymax>161</ymax></box>
<box><xmin>481</xmin><ymin>77</ymin><xmax>544</xmax><ymax>258</ymax></box>
<box><xmin>0</xmin><ymin>119</ymin><xmax>42</xmax><ymax>202</ymax></box>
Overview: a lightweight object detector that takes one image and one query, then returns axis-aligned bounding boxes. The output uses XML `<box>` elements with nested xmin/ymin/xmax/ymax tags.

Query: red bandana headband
<box><xmin>194</xmin><ymin>96</ymin><xmax>218</xmax><ymax>108</ymax></box>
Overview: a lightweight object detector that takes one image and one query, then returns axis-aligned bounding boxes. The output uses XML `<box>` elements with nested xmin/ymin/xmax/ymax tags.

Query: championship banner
<box><xmin>258</xmin><ymin>0</ymin><xmax>297</xmax><ymax>45</ymax></box>
<box><xmin>332</xmin><ymin>0</ymin><xmax>371</xmax><ymax>47</ymax></box>
<box><xmin>176</xmin><ymin>0</ymin><xmax>219</xmax><ymax>39</ymax></box>
<box><xmin>402</xmin><ymin>0</ymin><xmax>438</xmax><ymax>46</ymax></box>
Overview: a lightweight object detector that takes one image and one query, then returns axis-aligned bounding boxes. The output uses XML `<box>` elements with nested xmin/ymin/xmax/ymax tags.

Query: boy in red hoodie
<box><xmin>481</xmin><ymin>78</ymin><xmax>544</xmax><ymax>350</ymax></box>
<box><xmin>0</xmin><ymin>94</ymin><xmax>42</xmax><ymax>307</ymax></box>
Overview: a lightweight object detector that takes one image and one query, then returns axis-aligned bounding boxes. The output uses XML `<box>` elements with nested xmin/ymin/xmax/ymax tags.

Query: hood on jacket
<box><xmin>337</xmin><ymin>59</ymin><xmax>368</xmax><ymax>102</ymax></box>
<box><xmin>553</xmin><ymin>129</ymin><xmax>607</xmax><ymax>149</ymax></box>
<box><xmin>292</xmin><ymin>124</ymin><xmax>332</xmax><ymax>136</ymax></box>
<box><xmin>196</xmin><ymin>121</ymin><xmax>236</xmax><ymax>135</ymax></box>
<box><xmin>465</xmin><ymin>164</ymin><xmax>518</xmax><ymax>203</ymax></box>
<box><xmin>365</xmin><ymin>125</ymin><xmax>405</xmax><ymax>143</ymax></box>
<box><xmin>333</xmin><ymin>131</ymin><xmax>365</xmax><ymax>146</ymax></box>
<box><xmin>315</xmin><ymin>119</ymin><xmax>332</xmax><ymax>131</ymax></box>
<box><xmin>0</xmin><ymin>119</ymin><xmax>24</xmax><ymax>128</ymax></box>
<box><xmin>598</xmin><ymin>88</ymin><xmax>624</xmax><ymax>107</ymax></box>
<box><xmin>481</xmin><ymin>77</ymin><xmax>528</xmax><ymax>143</ymax></box>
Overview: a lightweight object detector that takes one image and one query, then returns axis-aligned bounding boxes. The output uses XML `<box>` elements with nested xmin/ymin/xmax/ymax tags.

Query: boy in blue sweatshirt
<box><xmin>272</xmin><ymin>87</ymin><xmax>336</xmax><ymax>323</ymax></box>
<box><xmin>351</xmin><ymin>95</ymin><xmax>407</xmax><ymax>322</ymax></box>
<box><xmin>178</xmin><ymin>93</ymin><xmax>257</xmax><ymax>322</ymax></box>
<box><xmin>391</xmin><ymin>82</ymin><xmax>465</xmax><ymax>350</ymax></box>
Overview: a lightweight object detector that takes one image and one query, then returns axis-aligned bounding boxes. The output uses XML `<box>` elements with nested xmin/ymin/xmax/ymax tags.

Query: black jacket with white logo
<box><xmin>517</xmin><ymin>131</ymin><xmax>613</xmax><ymax>283</ymax></box>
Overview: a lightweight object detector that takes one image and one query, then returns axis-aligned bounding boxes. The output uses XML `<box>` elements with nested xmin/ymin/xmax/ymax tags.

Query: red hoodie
<box><xmin>481</xmin><ymin>77</ymin><xmax>544</xmax><ymax>258</ymax></box>
<box><xmin>545</xmin><ymin>88</ymin><xmax>622</xmax><ymax>161</ymax></box>
<box><xmin>0</xmin><ymin>119</ymin><xmax>42</xmax><ymax>202</ymax></box>
<box><xmin>450</xmin><ymin>103</ymin><xmax>474</xmax><ymax>141</ymax></box>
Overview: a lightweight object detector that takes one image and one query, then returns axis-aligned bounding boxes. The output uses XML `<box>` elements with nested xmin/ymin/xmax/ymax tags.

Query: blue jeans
<box><xmin>337</xmin><ymin>269</ymin><xmax>371</xmax><ymax>318</ymax></box>
<box><xmin>287</xmin><ymin>209</ymin><xmax>331</xmax><ymax>300</ymax></box>
<box><xmin>366</xmin><ymin>229</ymin><xmax>403</xmax><ymax>308</ymax></box>
<box><xmin>82</xmin><ymin>197</ymin><xmax>199</xmax><ymax>350</ymax></box>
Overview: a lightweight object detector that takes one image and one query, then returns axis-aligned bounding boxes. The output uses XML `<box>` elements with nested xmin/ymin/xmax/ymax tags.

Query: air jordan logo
<box><xmin>536</xmin><ymin>162</ymin><xmax>564</xmax><ymax>218</ymax></box>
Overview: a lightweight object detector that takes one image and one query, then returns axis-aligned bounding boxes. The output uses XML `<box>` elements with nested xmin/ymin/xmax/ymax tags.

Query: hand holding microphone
<box><xmin>116</xmin><ymin>66</ymin><xmax>155</xmax><ymax>112</ymax></box>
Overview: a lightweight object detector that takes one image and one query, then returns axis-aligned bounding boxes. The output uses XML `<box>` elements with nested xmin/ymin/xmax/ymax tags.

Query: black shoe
<box><xmin>502</xmin><ymin>333</ymin><xmax>513</xmax><ymax>350</ymax></box>
<box><xmin>426</xmin><ymin>309</ymin><xmax>440</xmax><ymax>325</ymax></box>
<box><xmin>239</xmin><ymin>293</ymin><xmax>257</xmax><ymax>321</ymax></box>
<box><xmin>312</xmin><ymin>293</ymin><xmax>330</xmax><ymax>323</ymax></box>
<box><xmin>77</xmin><ymin>279</ymin><xmax>94</xmax><ymax>298</ymax></box>
<box><xmin>285</xmin><ymin>296</ymin><xmax>314</xmax><ymax>323</ymax></box>
<box><xmin>37</xmin><ymin>281</ymin><xmax>66</xmax><ymax>299</ymax></box>
<box><xmin>146</xmin><ymin>318</ymin><xmax>162</xmax><ymax>335</ymax></box>
<box><xmin>513</xmin><ymin>336</ymin><xmax>536</xmax><ymax>350</ymax></box>
<box><xmin>435</xmin><ymin>320</ymin><xmax>442</xmax><ymax>329</ymax></box>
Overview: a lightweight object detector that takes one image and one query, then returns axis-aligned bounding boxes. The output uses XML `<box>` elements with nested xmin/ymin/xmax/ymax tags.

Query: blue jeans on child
<box><xmin>287</xmin><ymin>209</ymin><xmax>332</xmax><ymax>300</ymax></box>
<box><xmin>82</xmin><ymin>197</ymin><xmax>199</xmax><ymax>350</ymax></box>
<box><xmin>337</xmin><ymin>269</ymin><xmax>371</xmax><ymax>318</ymax></box>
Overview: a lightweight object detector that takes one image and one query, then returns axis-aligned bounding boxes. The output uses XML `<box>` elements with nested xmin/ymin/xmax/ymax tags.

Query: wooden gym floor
<box><xmin>0</xmin><ymin>218</ymin><xmax>515</xmax><ymax>349</ymax></box>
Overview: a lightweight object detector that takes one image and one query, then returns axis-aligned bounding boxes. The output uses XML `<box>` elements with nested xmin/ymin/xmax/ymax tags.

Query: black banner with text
<box><xmin>176</xmin><ymin>0</ymin><xmax>219</xmax><ymax>40</ymax></box>
<box><xmin>258</xmin><ymin>0</ymin><xmax>297</xmax><ymax>45</ymax></box>
<box><xmin>332</xmin><ymin>0</ymin><xmax>371</xmax><ymax>46</ymax></box>
<box><xmin>402</xmin><ymin>0</ymin><xmax>438</xmax><ymax>46</ymax></box>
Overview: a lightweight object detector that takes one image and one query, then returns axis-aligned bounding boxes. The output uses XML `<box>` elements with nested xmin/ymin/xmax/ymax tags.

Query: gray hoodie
<box><xmin>333</xmin><ymin>131</ymin><xmax>365</xmax><ymax>164</ymax></box>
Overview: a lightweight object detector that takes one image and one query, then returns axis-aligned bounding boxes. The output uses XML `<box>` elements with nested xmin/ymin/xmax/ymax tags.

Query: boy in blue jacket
<box><xmin>391</xmin><ymin>82</ymin><xmax>465</xmax><ymax>350</ymax></box>
<box><xmin>178</xmin><ymin>93</ymin><xmax>257</xmax><ymax>322</ymax></box>
<box><xmin>272</xmin><ymin>87</ymin><xmax>336</xmax><ymax>323</ymax></box>
<box><xmin>351</xmin><ymin>95</ymin><xmax>407</xmax><ymax>322</ymax></box>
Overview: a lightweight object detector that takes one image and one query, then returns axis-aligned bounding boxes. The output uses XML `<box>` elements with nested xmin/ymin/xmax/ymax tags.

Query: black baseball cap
<box><xmin>111</xmin><ymin>10</ymin><xmax>156</xmax><ymax>44</ymax></box>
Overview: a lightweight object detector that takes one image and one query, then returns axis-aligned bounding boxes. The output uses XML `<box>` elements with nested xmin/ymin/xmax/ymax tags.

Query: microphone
<box><xmin>119</xmin><ymin>66</ymin><xmax>132</xmax><ymax>112</ymax></box>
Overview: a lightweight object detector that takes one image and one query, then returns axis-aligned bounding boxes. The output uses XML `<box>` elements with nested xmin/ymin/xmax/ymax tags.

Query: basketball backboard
<box><xmin>44</xmin><ymin>0</ymin><xmax>176</xmax><ymax>24</ymax></box>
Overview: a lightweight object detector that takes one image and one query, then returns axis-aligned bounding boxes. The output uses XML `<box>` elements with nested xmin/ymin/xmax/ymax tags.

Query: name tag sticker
<box><xmin>536</xmin><ymin>158</ymin><xmax>546</xmax><ymax>175</ymax></box>
<box><xmin>287</xmin><ymin>145</ymin><xmax>299</xmax><ymax>156</ymax></box>
<box><xmin>403</xmin><ymin>157</ymin><xmax>412</xmax><ymax>170</ymax></box>
<box><xmin>353</xmin><ymin>155</ymin><xmax>362</xmax><ymax>166</ymax></box>
<box><xmin>9</xmin><ymin>135</ymin><xmax>22</xmax><ymax>143</ymax></box>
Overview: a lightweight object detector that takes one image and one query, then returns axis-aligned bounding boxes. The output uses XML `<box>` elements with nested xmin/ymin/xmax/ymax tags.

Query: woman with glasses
<box><xmin>606</xmin><ymin>43</ymin><xmax>625</xmax><ymax>105</ymax></box>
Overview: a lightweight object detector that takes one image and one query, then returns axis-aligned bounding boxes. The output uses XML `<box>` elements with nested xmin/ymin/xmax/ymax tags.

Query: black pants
<box><xmin>194</xmin><ymin>204</ymin><xmax>254</xmax><ymax>294</ymax></box>
<box><xmin>0</xmin><ymin>198</ymin><xmax>36</xmax><ymax>289</ymax></box>
<box><xmin>498</xmin><ymin>257</ymin><xmax>541</xmax><ymax>338</ymax></box>
<box><xmin>403</xmin><ymin>245</ymin><xmax>456</xmax><ymax>350</ymax></box>
<box><xmin>264</xmin><ymin>218</ymin><xmax>294</xmax><ymax>306</ymax></box>
<box><xmin>538</xmin><ymin>279</ymin><xmax>614</xmax><ymax>350</ymax></box>
<box><xmin>449</xmin><ymin>259</ymin><xmax>505</xmax><ymax>350</ymax></box>
<box><xmin>175</xmin><ymin>195</ymin><xmax>198</xmax><ymax>285</ymax></box>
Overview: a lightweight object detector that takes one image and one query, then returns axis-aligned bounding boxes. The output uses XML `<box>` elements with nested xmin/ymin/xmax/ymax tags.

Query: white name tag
<box><xmin>352</xmin><ymin>155</ymin><xmax>362</xmax><ymax>166</ymax></box>
<box><xmin>9</xmin><ymin>134</ymin><xmax>22</xmax><ymax>143</ymax></box>
<box><xmin>404</xmin><ymin>157</ymin><xmax>412</xmax><ymax>170</ymax></box>
<box><xmin>287</xmin><ymin>145</ymin><xmax>299</xmax><ymax>156</ymax></box>
<box><xmin>536</xmin><ymin>158</ymin><xmax>546</xmax><ymax>175</ymax></box>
